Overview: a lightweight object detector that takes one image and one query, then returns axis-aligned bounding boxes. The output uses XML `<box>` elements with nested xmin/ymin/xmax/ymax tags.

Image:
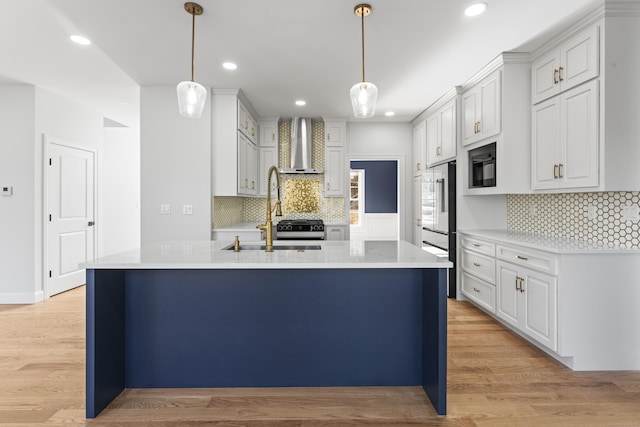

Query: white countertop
<box><xmin>459</xmin><ymin>229</ymin><xmax>640</xmax><ymax>254</ymax></box>
<box><xmin>84</xmin><ymin>240</ymin><xmax>453</xmax><ymax>270</ymax></box>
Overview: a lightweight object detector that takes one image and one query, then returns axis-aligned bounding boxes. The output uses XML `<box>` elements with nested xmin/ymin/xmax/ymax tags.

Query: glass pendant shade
<box><xmin>177</xmin><ymin>80</ymin><xmax>207</xmax><ymax>118</ymax></box>
<box><xmin>350</xmin><ymin>81</ymin><xmax>378</xmax><ymax>119</ymax></box>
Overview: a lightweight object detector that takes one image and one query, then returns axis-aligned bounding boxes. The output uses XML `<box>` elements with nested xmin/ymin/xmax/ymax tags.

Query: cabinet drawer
<box><xmin>461</xmin><ymin>249</ymin><xmax>495</xmax><ymax>283</ymax></box>
<box><xmin>496</xmin><ymin>245</ymin><xmax>557</xmax><ymax>275</ymax></box>
<box><xmin>461</xmin><ymin>271</ymin><xmax>496</xmax><ymax>313</ymax></box>
<box><xmin>460</xmin><ymin>235</ymin><xmax>495</xmax><ymax>256</ymax></box>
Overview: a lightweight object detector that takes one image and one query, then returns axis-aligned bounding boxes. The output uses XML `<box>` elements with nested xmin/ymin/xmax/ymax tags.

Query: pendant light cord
<box><xmin>361</xmin><ymin>6</ymin><xmax>365</xmax><ymax>83</ymax></box>
<box><xmin>191</xmin><ymin>10</ymin><xmax>196</xmax><ymax>82</ymax></box>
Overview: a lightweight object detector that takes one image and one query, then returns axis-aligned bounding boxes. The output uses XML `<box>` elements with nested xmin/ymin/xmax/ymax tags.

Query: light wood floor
<box><xmin>1</xmin><ymin>286</ymin><xmax>639</xmax><ymax>426</ymax></box>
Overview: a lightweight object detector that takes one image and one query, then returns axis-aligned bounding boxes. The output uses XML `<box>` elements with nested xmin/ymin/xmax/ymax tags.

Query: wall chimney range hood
<box><xmin>280</xmin><ymin>117</ymin><xmax>323</xmax><ymax>174</ymax></box>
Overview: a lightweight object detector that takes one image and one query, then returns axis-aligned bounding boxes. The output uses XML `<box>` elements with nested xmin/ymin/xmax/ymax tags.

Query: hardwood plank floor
<box><xmin>1</xmin><ymin>286</ymin><xmax>638</xmax><ymax>426</ymax></box>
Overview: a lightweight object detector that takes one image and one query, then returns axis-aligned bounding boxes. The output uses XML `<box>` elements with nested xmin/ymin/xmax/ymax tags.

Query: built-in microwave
<box><xmin>468</xmin><ymin>142</ymin><xmax>496</xmax><ymax>189</ymax></box>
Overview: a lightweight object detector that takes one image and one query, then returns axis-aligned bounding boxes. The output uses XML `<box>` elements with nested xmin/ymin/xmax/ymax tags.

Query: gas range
<box><xmin>276</xmin><ymin>219</ymin><xmax>325</xmax><ymax>240</ymax></box>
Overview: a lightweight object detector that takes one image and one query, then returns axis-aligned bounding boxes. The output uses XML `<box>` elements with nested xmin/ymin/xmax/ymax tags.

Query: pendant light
<box><xmin>177</xmin><ymin>2</ymin><xmax>207</xmax><ymax>118</ymax></box>
<box><xmin>350</xmin><ymin>4</ymin><xmax>378</xmax><ymax>119</ymax></box>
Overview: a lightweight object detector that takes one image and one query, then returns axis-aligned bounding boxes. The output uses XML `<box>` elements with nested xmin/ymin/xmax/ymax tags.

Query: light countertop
<box><xmin>84</xmin><ymin>240</ymin><xmax>452</xmax><ymax>270</ymax></box>
<box><xmin>459</xmin><ymin>229</ymin><xmax>640</xmax><ymax>254</ymax></box>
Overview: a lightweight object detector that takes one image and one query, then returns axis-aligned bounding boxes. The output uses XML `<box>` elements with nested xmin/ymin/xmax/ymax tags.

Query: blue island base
<box><xmin>86</xmin><ymin>268</ymin><xmax>447</xmax><ymax>417</ymax></box>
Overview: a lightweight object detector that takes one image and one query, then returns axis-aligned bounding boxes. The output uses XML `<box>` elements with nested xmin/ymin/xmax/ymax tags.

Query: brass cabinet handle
<box><xmin>473</xmin><ymin>262</ymin><xmax>481</xmax><ymax>267</ymax></box>
<box><xmin>473</xmin><ymin>287</ymin><xmax>481</xmax><ymax>293</ymax></box>
<box><xmin>558</xmin><ymin>163</ymin><xmax>564</xmax><ymax>179</ymax></box>
<box><xmin>516</xmin><ymin>255</ymin><xmax>528</xmax><ymax>261</ymax></box>
<box><xmin>417</xmin><ymin>162</ymin><xmax>421</xmax><ymax>171</ymax></box>
<box><xmin>327</xmin><ymin>182</ymin><xmax>331</xmax><ymax>191</ymax></box>
<box><xmin>245</xmin><ymin>179</ymin><xmax>248</xmax><ymax>188</ymax></box>
<box><xmin>515</xmin><ymin>276</ymin><xmax>525</xmax><ymax>292</ymax></box>
<box><xmin>251</xmin><ymin>180</ymin><xmax>255</xmax><ymax>190</ymax></box>
<box><xmin>252</xmin><ymin>128</ymin><xmax>255</xmax><ymax>137</ymax></box>
<box><xmin>554</xmin><ymin>164</ymin><xmax>559</xmax><ymax>179</ymax></box>
<box><xmin>272</xmin><ymin>133</ymin><xmax>275</xmax><ymax>141</ymax></box>
<box><xmin>559</xmin><ymin>66</ymin><xmax>564</xmax><ymax>82</ymax></box>
<box><xmin>328</xmin><ymin>133</ymin><xmax>331</xmax><ymax>142</ymax></box>
<box><xmin>554</xmin><ymin>68</ymin><xmax>559</xmax><ymax>84</ymax></box>
<box><xmin>472</xmin><ymin>243</ymin><xmax>481</xmax><ymax>247</ymax></box>
<box><xmin>515</xmin><ymin>276</ymin><xmax>520</xmax><ymax>291</ymax></box>
<box><xmin>476</xmin><ymin>121</ymin><xmax>480</xmax><ymax>133</ymax></box>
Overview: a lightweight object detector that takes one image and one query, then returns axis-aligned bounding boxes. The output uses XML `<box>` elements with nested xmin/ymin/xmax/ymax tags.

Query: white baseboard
<box><xmin>0</xmin><ymin>290</ymin><xmax>45</xmax><ymax>304</ymax></box>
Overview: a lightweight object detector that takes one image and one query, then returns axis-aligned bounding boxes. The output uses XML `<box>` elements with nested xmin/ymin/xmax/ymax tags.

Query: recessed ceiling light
<box><xmin>70</xmin><ymin>35</ymin><xmax>91</xmax><ymax>45</ymax></box>
<box><xmin>385</xmin><ymin>111</ymin><xmax>395</xmax><ymax>117</ymax></box>
<box><xmin>222</xmin><ymin>62</ymin><xmax>237</xmax><ymax>70</ymax></box>
<box><xmin>295</xmin><ymin>100</ymin><xmax>306</xmax><ymax>106</ymax></box>
<box><xmin>464</xmin><ymin>2</ymin><xmax>488</xmax><ymax>17</ymax></box>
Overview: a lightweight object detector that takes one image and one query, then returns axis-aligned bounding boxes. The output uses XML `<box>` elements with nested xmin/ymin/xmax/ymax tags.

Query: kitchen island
<box><xmin>85</xmin><ymin>240</ymin><xmax>451</xmax><ymax>418</ymax></box>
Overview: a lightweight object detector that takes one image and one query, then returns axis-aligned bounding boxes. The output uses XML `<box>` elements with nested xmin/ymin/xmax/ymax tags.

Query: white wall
<box><xmin>346</xmin><ymin>122</ymin><xmax>413</xmax><ymax>242</ymax></box>
<box><xmin>0</xmin><ymin>86</ymin><xmax>37</xmax><ymax>302</ymax></box>
<box><xmin>140</xmin><ymin>87</ymin><xmax>212</xmax><ymax>244</ymax></box>
<box><xmin>99</xmin><ymin>127</ymin><xmax>141</xmax><ymax>256</ymax></box>
<box><xmin>0</xmin><ymin>85</ymin><xmax>142</xmax><ymax>303</ymax></box>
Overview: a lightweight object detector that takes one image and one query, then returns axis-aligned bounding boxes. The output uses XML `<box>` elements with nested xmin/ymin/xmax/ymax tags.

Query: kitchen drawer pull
<box><xmin>516</xmin><ymin>255</ymin><xmax>528</xmax><ymax>261</ymax></box>
<box><xmin>558</xmin><ymin>163</ymin><xmax>564</xmax><ymax>179</ymax></box>
<box><xmin>558</xmin><ymin>66</ymin><xmax>564</xmax><ymax>81</ymax></box>
<box><xmin>554</xmin><ymin>164</ymin><xmax>559</xmax><ymax>179</ymax></box>
<box><xmin>554</xmin><ymin>68</ymin><xmax>559</xmax><ymax>84</ymax></box>
<box><xmin>473</xmin><ymin>287</ymin><xmax>481</xmax><ymax>293</ymax></box>
<box><xmin>473</xmin><ymin>262</ymin><xmax>481</xmax><ymax>267</ymax></box>
<box><xmin>472</xmin><ymin>243</ymin><xmax>481</xmax><ymax>247</ymax></box>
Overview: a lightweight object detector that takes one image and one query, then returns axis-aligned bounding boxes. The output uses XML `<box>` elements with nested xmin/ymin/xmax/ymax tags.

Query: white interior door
<box><xmin>46</xmin><ymin>138</ymin><xmax>96</xmax><ymax>297</ymax></box>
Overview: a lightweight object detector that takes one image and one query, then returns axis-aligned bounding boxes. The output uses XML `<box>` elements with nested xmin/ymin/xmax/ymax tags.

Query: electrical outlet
<box><xmin>1</xmin><ymin>186</ymin><xmax>12</xmax><ymax>196</ymax></box>
<box><xmin>183</xmin><ymin>205</ymin><xmax>193</xmax><ymax>215</ymax></box>
<box><xmin>587</xmin><ymin>205</ymin><xmax>596</xmax><ymax>220</ymax></box>
<box><xmin>160</xmin><ymin>204</ymin><xmax>171</xmax><ymax>215</ymax></box>
<box><xmin>622</xmin><ymin>205</ymin><xmax>639</xmax><ymax>221</ymax></box>
<box><xmin>529</xmin><ymin>205</ymin><xmax>537</xmax><ymax>216</ymax></box>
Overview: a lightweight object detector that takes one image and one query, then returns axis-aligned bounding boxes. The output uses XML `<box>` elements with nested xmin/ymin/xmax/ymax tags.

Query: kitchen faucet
<box><xmin>256</xmin><ymin>165</ymin><xmax>282</xmax><ymax>252</ymax></box>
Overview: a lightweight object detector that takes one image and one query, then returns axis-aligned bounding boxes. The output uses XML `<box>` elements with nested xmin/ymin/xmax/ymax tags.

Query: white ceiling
<box><xmin>0</xmin><ymin>0</ymin><xmax>598</xmax><ymax>128</ymax></box>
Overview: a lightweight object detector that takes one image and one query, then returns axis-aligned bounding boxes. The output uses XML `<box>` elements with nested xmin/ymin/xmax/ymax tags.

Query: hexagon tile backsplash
<box><xmin>507</xmin><ymin>192</ymin><xmax>640</xmax><ymax>248</ymax></box>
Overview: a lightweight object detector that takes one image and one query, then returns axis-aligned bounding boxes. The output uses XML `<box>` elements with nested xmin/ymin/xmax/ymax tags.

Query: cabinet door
<box><xmin>238</xmin><ymin>101</ymin><xmax>248</xmax><ymax>133</ymax></box>
<box><xmin>559</xmin><ymin>80</ymin><xmax>599</xmax><ymax>189</ymax></box>
<box><xmin>496</xmin><ymin>261</ymin><xmax>521</xmax><ymax>328</ymax></box>
<box><xmin>245</xmin><ymin>139</ymin><xmax>258</xmax><ymax>196</ymax></box>
<box><xmin>237</xmin><ymin>133</ymin><xmax>248</xmax><ymax>194</ymax></box>
<box><xmin>325</xmin><ymin>147</ymin><xmax>345</xmax><ymax>197</ymax></box>
<box><xmin>439</xmin><ymin>100</ymin><xmax>456</xmax><ymax>160</ymax></box>
<box><xmin>260</xmin><ymin>122</ymin><xmax>278</xmax><ymax>147</ymax></box>
<box><xmin>425</xmin><ymin>114</ymin><xmax>440</xmax><ymax>166</ymax></box>
<box><xmin>325</xmin><ymin>122</ymin><xmax>345</xmax><ymax>147</ymax></box>
<box><xmin>259</xmin><ymin>147</ymin><xmax>278</xmax><ymax>196</ymax></box>
<box><xmin>247</xmin><ymin>115</ymin><xmax>258</xmax><ymax>144</ymax></box>
<box><xmin>326</xmin><ymin>226</ymin><xmax>346</xmax><ymax>240</ymax></box>
<box><xmin>413</xmin><ymin>175</ymin><xmax>422</xmax><ymax>246</ymax></box>
<box><xmin>522</xmin><ymin>270</ymin><xmax>557</xmax><ymax>351</ymax></box>
<box><xmin>532</xmin><ymin>96</ymin><xmax>561</xmax><ymax>190</ymax></box>
<box><xmin>560</xmin><ymin>24</ymin><xmax>599</xmax><ymax>93</ymax></box>
<box><xmin>532</xmin><ymin>50</ymin><xmax>560</xmax><ymax>105</ymax></box>
<box><xmin>412</xmin><ymin>121</ymin><xmax>426</xmax><ymax>173</ymax></box>
<box><xmin>461</xmin><ymin>88</ymin><xmax>479</xmax><ymax>146</ymax></box>
<box><xmin>479</xmin><ymin>71</ymin><xmax>501</xmax><ymax>140</ymax></box>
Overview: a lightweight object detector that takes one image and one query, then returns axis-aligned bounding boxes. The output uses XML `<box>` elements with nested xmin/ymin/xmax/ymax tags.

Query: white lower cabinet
<box><xmin>460</xmin><ymin>236</ymin><xmax>496</xmax><ymax>313</ymax></box>
<box><xmin>461</xmin><ymin>271</ymin><xmax>496</xmax><ymax>313</ymax></box>
<box><xmin>325</xmin><ymin>224</ymin><xmax>347</xmax><ymax>240</ymax></box>
<box><xmin>496</xmin><ymin>260</ymin><xmax>557</xmax><ymax>351</ymax></box>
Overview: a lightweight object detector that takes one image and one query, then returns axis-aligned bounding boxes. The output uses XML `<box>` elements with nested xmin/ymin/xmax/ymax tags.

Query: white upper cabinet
<box><xmin>532</xmin><ymin>24</ymin><xmax>599</xmax><ymax>105</ymax></box>
<box><xmin>462</xmin><ymin>70</ymin><xmax>501</xmax><ymax>146</ymax></box>
<box><xmin>426</xmin><ymin>97</ymin><xmax>456</xmax><ymax>167</ymax></box>
<box><xmin>259</xmin><ymin>120</ymin><xmax>278</xmax><ymax>148</ymax></box>
<box><xmin>238</xmin><ymin>100</ymin><xmax>257</xmax><ymax>144</ymax></box>
<box><xmin>532</xmin><ymin>80</ymin><xmax>599</xmax><ymax>190</ymax></box>
<box><xmin>324</xmin><ymin>120</ymin><xmax>346</xmax><ymax>197</ymax></box>
<box><xmin>325</xmin><ymin>122</ymin><xmax>345</xmax><ymax>147</ymax></box>
<box><xmin>412</xmin><ymin>120</ymin><xmax>426</xmax><ymax>175</ymax></box>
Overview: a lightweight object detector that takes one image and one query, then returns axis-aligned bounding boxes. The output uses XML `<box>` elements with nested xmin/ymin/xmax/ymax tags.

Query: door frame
<box><xmin>347</xmin><ymin>154</ymin><xmax>404</xmax><ymax>241</ymax></box>
<box><xmin>43</xmin><ymin>135</ymin><xmax>98</xmax><ymax>299</ymax></box>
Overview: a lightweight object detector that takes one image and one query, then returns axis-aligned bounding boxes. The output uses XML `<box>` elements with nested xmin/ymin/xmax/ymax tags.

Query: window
<box><xmin>350</xmin><ymin>169</ymin><xmax>364</xmax><ymax>225</ymax></box>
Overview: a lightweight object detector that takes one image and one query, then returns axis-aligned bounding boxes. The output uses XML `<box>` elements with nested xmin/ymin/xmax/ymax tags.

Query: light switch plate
<box><xmin>1</xmin><ymin>186</ymin><xmax>12</xmax><ymax>196</ymax></box>
<box><xmin>587</xmin><ymin>205</ymin><xmax>596</xmax><ymax>220</ymax></box>
<box><xmin>183</xmin><ymin>205</ymin><xmax>193</xmax><ymax>215</ymax></box>
<box><xmin>160</xmin><ymin>204</ymin><xmax>171</xmax><ymax>215</ymax></box>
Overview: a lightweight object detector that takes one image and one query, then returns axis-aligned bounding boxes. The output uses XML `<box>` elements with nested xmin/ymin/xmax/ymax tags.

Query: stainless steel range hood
<box><xmin>280</xmin><ymin>117</ymin><xmax>323</xmax><ymax>174</ymax></box>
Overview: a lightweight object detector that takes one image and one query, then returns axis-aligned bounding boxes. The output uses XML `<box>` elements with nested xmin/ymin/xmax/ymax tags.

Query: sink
<box><xmin>224</xmin><ymin>244</ymin><xmax>321</xmax><ymax>251</ymax></box>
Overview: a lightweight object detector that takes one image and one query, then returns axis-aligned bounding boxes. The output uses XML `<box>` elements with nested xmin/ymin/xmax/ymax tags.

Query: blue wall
<box><xmin>350</xmin><ymin>161</ymin><xmax>398</xmax><ymax>214</ymax></box>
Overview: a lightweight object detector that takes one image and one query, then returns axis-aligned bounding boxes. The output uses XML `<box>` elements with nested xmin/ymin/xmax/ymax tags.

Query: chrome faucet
<box><xmin>256</xmin><ymin>165</ymin><xmax>282</xmax><ymax>252</ymax></box>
